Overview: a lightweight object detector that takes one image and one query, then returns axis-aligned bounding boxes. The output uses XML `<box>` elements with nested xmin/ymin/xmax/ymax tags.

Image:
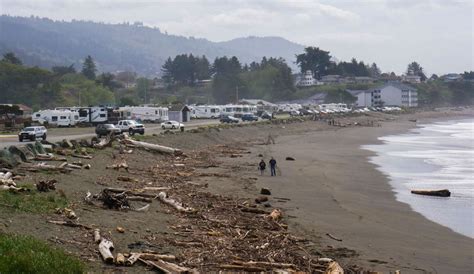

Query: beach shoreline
<box><xmin>210</xmin><ymin>109</ymin><xmax>473</xmax><ymax>273</ymax></box>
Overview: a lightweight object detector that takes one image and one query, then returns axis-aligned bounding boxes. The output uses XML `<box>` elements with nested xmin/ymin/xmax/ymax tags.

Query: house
<box><xmin>348</xmin><ymin>82</ymin><xmax>418</xmax><ymax>107</ymax></box>
<box><xmin>168</xmin><ymin>104</ymin><xmax>191</xmax><ymax>122</ymax></box>
<box><xmin>276</xmin><ymin>92</ymin><xmax>327</xmax><ymax>106</ymax></box>
<box><xmin>295</xmin><ymin>70</ymin><xmax>322</xmax><ymax>87</ymax></box>
<box><xmin>320</xmin><ymin>75</ymin><xmax>345</xmax><ymax>84</ymax></box>
<box><xmin>401</xmin><ymin>75</ymin><xmax>421</xmax><ymax>83</ymax></box>
<box><xmin>442</xmin><ymin>73</ymin><xmax>462</xmax><ymax>82</ymax></box>
<box><xmin>354</xmin><ymin>76</ymin><xmax>375</xmax><ymax>84</ymax></box>
<box><xmin>0</xmin><ymin>104</ymin><xmax>33</xmax><ymax>118</ymax></box>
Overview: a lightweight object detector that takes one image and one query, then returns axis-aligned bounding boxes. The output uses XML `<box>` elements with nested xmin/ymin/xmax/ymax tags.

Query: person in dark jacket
<box><xmin>269</xmin><ymin>157</ymin><xmax>277</xmax><ymax>176</ymax></box>
<box><xmin>258</xmin><ymin>159</ymin><xmax>266</xmax><ymax>175</ymax></box>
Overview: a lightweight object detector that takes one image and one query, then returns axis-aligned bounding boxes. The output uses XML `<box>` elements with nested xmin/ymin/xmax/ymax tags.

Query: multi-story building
<box><xmin>348</xmin><ymin>82</ymin><xmax>418</xmax><ymax>107</ymax></box>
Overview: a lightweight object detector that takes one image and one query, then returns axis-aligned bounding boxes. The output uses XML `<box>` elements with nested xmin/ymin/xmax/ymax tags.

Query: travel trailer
<box><xmin>190</xmin><ymin>105</ymin><xmax>222</xmax><ymax>119</ymax></box>
<box><xmin>55</xmin><ymin>106</ymin><xmax>108</xmax><ymax>124</ymax></box>
<box><xmin>32</xmin><ymin>109</ymin><xmax>79</xmax><ymax>127</ymax></box>
<box><xmin>221</xmin><ymin>104</ymin><xmax>257</xmax><ymax>117</ymax></box>
<box><xmin>115</xmin><ymin>106</ymin><xmax>169</xmax><ymax>122</ymax></box>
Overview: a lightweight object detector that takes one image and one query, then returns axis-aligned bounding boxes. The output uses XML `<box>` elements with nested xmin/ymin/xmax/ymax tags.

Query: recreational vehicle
<box><xmin>115</xmin><ymin>106</ymin><xmax>169</xmax><ymax>122</ymax></box>
<box><xmin>190</xmin><ymin>105</ymin><xmax>222</xmax><ymax>119</ymax></box>
<box><xmin>55</xmin><ymin>107</ymin><xmax>108</xmax><ymax>124</ymax></box>
<box><xmin>32</xmin><ymin>109</ymin><xmax>79</xmax><ymax>127</ymax></box>
<box><xmin>221</xmin><ymin>104</ymin><xmax>257</xmax><ymax>118</ymax></box>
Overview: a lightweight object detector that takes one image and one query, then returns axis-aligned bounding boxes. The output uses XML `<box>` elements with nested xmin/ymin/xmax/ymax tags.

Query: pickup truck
<box><xmin>116</xmin><ymin>120</ymin><xmax>145</xmax><ymax>135</ymax></box>
<box><xmin>18</xmin><ymin>126</ymin><xmax>47</xmax><ymax>142</ymax></box>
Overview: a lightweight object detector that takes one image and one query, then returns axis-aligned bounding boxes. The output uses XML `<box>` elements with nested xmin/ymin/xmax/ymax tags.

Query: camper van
<box><xmin>221</xmin><ymin>104</ymin><xmax>257</xmax><ymax>118</ymax></box>
<box><xmin>190</xmin><ymin>105</ymin><xmax>222</xmax><ymax>119</ymax></box>
<box><xmin>115</xmin><ymin>106</ymin><xmax>169</xmax><ymax>122</ymax></box>
<box><xmin>32</xmin><ymin>109</ymin><xmax>79</xmax><ymax>127</ymax></box>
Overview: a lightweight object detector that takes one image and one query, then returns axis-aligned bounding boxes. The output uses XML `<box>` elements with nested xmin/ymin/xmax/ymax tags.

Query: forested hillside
<box><xmin>0</xmin><ymin>15</ymin><xmax>304</xmax><ymax>76</ymax></box>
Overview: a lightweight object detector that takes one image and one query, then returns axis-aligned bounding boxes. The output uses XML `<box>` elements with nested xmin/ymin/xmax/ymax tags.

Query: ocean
<box><xmin>363</xmin><ymin>118</ymin><xmax>474</xmax><ymax>238</ymax></box>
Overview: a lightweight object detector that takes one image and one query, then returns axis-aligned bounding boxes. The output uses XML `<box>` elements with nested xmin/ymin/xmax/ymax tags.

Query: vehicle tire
<box><xmin>30</xmin><ymin>135</ymin><xmax>36</xmax><ymax>141</ymax></box>
<box><xmin>171</xmin><ymin>125</ymin><xmax>175</xmax><ymax>129</ymax></box>
<box><xmin>140</xmin><ymin>131</ymin><xmax>144</xmax><ymax>135</ymax></box>
<box><xmin>162</xmin><ymin>125</ymin><xmax>165</xmax><ymax>130</ymax></box>
<box><xmin>42</xmin><ymin>134</ymin><xmax>47</xmax><ymax>140</ymax></box>
<box><xmin>129</xmin><ymin>128</ymin><xmax>135</xmax><ymax>136</ymax></box>
<box><xmin>19</xmin><ymin>137</ymin><xmax>23</xmax><ymax>142</ymax></box>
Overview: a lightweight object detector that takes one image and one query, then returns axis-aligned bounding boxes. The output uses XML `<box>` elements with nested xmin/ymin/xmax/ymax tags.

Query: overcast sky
<box><xmin>1</xmin><ymin>0</ymin><xmax>473</xmax><ymax>74</ymax></box>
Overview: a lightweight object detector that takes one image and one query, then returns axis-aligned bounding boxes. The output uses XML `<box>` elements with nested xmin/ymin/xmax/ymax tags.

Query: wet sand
<box><xmin>249</xmin><ymin>117</ymin><xmax>473</xmax><ymax>273</ymax></box>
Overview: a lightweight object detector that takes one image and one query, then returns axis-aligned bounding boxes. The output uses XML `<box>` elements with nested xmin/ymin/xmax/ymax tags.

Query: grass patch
<box><xmin>0</xmin><ymin>190</ymin><xmax>67</xmax><ymax>213</ymax></box>
<box><xmin>0</xmin><ymin>234</ymin><xmax>84</xmax><ymax>273</ymax></box>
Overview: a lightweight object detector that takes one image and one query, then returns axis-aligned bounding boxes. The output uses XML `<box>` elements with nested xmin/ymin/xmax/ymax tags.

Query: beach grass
<box><xmin>0</xmin><ymin>234</ymin><xmax>84</xmax><ymax>274</ymax></box>
<box><xmin>0</xmin><ymin>189</ymin><xmax>67</xmax><ymax>213</ymax></box>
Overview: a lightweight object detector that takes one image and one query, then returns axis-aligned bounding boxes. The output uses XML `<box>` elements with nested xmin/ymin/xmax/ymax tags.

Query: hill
<box><xmin>0</xmin><ymin>15</ymin><xmax>304</xmax><ymax>76</ymax></box>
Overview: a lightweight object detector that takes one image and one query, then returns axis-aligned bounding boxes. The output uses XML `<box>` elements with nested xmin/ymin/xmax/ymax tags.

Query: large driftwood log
<box><xmin>93</xmin><ymin>134</ymin><xmax>114</xmax><ymax>149</ymax></box>
<box><xmin>121</xmin><ymin>138</ymin><xmax>182</xmax><ymax>155</ymax></box>
<box><xmin>157</xmin><ymin>192</ymin><xmax>195</xmax><ymax>213</ymax></box>
<box><xmin>115</xmin><ymin>253</ymin><xmax>125</xmax><ymax>265</ymax></box>
<box><xmin>411</xmin><ymin>189</ymin><xmax>451</xmax><ymax>197</ymax></box>
<box><xmin>98</xmin><ymin>238</ymin><xmax>115</xmax><ymax>264</ymax></box>
<box><xmin>219</xmin><ymin>264</ymin><xmax>266</xmax><ymax>272</ymax></box>
<box><xmin>232</xmin><ymin>260</ymin><xmax>296</xmax><ymax>269</ymax></box>
<box><xmin>135</xmin><ymin>253</ymin><xmax>176</xmax><ymax>261</ymax></box>
<box><xmin>34</xmin><ymin>154</ymin><xmax>67</xmax><ymax>161</ymax></box>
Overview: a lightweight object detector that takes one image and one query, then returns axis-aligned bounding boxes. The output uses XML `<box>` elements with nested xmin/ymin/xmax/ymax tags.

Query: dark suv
<box><xmin>95</xmin><ymin>124</ymin><xmax>121</xmax><ymax>138</ymax></box>
<box><xmin>241</xmin><ymin>113</ymin><xmax>258</xmax><ymax>121</ymax></box>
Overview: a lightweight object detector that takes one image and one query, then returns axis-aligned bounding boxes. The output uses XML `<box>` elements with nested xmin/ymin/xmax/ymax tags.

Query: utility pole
<box><xmin>235</xmin><ymin>86</ymin><xmax>239</xmax><ymax>104</ymax></box>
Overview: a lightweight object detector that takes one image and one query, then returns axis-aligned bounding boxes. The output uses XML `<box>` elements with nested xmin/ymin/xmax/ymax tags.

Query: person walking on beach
<box><xmin>258</xmin><ymin>159</ymin><xmax>266</xmax><ymax>175</ymax></box>
<box><xmin>269</xmin><ymin>157</ymin><xmax>277</xmax><ymax>176</ymax></box>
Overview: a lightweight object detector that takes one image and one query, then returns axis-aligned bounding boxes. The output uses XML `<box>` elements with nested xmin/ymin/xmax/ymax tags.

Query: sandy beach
<box><xmin>1</xmin><ymin>108</ymin><xmax>473</xmax><ymax>273</ymax></box>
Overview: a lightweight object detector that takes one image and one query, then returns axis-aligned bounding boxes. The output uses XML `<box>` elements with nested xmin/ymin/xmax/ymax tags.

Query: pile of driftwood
<box><xmin>85</xmin><ymin>142</ymin><xmax>346</xmax><ymax>273</ymax></box>
<box><xmin>0</xmin><ymin>171</ymin><xmax>27</xmax><ymax>192</ymax></box>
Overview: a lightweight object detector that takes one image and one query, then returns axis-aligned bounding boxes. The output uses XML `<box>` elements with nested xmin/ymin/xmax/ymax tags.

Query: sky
<box><xmin>1</xmin><ymin>0</ymin><xmax>473</xmax><ymax>75</ymax></box>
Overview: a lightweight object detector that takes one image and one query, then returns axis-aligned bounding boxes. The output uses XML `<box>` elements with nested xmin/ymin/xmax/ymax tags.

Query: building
<box><xmin>168</xmin><ymin>104</ymin><xmax>191</xmax><ymax>122</ymax></box>
<box><xmin>442</xmin><ymin>73</ymin><xmax>462</xmax><ymax>82</ymax></box>
<box><xmin>348</xmin><ymin>82</ymin><xmax>418</xmax><ymax>107</ymax></box>
<box><xmin>320</xmin><ymin>75</ymin><xmax>345</xmax><ymax>84</ymax></box>
<box><xmin>401</xmin><ymin>75</ymin><xmax>421</xmax><ymax>83</ymax></box>
<box><xmin>0</xmin><ymin>104</ymin><xmax>33</xmax><ymax>119</ymax></box>
<box><xmin>276</xmin><ymin>92</ymin><xmax>327</xmax><ymax>106</ymax></box>
<box><xmin>295</xmin><ymin>70</ymin><xmax>322</xmax><ymax>87</ymax></box>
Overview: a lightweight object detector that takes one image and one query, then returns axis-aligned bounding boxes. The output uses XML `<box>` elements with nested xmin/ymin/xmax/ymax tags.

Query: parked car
<box><xmin>95</xmin><ymin>124</ymin><xmax>121</xmax><ymax>138</ymax></box>
<box><xmin>220</xmin><ymin>115</ymin><xmax>239</xmax><ymax>123</ymax></box>
<box><xmin>116</xmin><ymin>120</ymin><xmax>145</xmax><ymax>135</ymax></box>
<box><xmin>241</xmin><ymin>113</ymin><xmax>258</xmax><ymax>122</ymax></box>
<box><xmin>18</xmin><ymin>126</ymin><xmax>47</xmax><ymax>142</ymax></box>
<box><xmin>161</xmin><ymin>120</ymin><xmax>184</xmax><ymax>131</ymax></box>
<box><xmin>260</xmin><ymin>112</ymin><xmax>273</xmax><ymax>120</ymax></box>
<box><xmin>290</xmin><ymin>110</ymin><xmax>301</xmax><ymax>116</ymax></box>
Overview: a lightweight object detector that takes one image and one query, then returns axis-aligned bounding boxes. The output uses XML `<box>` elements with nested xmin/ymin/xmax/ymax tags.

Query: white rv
<box><xmin>221</xmin><ymin>104</ymin><xmax>257</xmax><ymax>118</ymax></box>
<box><xmin>56</xmin><ymin>107</ymin><xmax>108</xmax><ymax>124</ymax></box>
<box><xmin>190</xmin><ymin>105</ymin><xmax>222</xmax><ymax>119</ymax></box>
<box><xmin>115</xmin><ymin>106</ymin><xmax>169</xmax><ymax>122</ymax></box>
<box><xmin>32</xmin><ymin>109</ymin><xmax>79</xmax><ymax>127</ymax></box>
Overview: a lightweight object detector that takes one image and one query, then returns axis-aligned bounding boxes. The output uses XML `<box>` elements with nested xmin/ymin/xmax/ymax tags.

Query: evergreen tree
<box><xmin>296</xmin><ymin>47</ymin><xmax>332</xmax><ymax>78</ymax></box>
<box><xmin>81</xmin><ymin>55</ymin><xmax>97</xmax><ymax>80</ymax></box>
<box><xmin>368</xmin><ymin>63</ymin><xmax>381</xmax><ymax>78</ymax></box>
<box><xmin>406</xmin><ymin>61</ymin><xmax>427</xmax><ymax>81</ymax></box>
<box><xmin>2</xmin><ymin>52</ymin><xmax>22</xmax><ymax>65</ymax></box>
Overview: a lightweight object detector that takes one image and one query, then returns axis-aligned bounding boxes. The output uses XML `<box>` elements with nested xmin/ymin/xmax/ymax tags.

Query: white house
<box><xmin>401</xmin><ymin>75</ymin><xmax>421</xmax><ymax>83</ymax></box>
<box><xmin>348</xmin><ymin>83</ymin><xmax>418</xmax><ymax>107</ymax></box>
<box><xmin>295</xmin><ymin>70</ymin><xmax>322</xmax><ymax>87</ymax></box>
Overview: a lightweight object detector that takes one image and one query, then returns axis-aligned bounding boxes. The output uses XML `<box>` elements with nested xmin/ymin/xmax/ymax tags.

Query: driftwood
<box><xmin>93</xmin><ymin>134</ymin><xmax>114</xmax><ymax>149</ymax></box>
<box><xmin>121</xmin><ymin>138</ymin><xmax>182</xmax><ymax>155</ymax></box>
<box><xmin>232</xmin><ymin>260</ymin><xmax>296</xmax><ymax>269</ymax></box>
<box><xmin>134</xmin><ymin>204</ymin><xmax>150</xmax><ymax>212</ymax></box>
<box><xmin>220</xmin><ymin>264</ymin><xmax>266</xmax><ymax>272</ymax></box>
<box><xmin>139</xmin><ymin>258</ymin><xmax>191</xmax><ymax>274</ymax></box>
<box><xmin>1</xmin><ymin>185</ymin><xmax>28</xmax><ymax>192</ymax></box>
<box><xmin>104</xmin><ymin>187</ymin><xmax>160</xmax><ymax>198</ymax></box>
<box><xmin>157</xmin><ymin>192</ymin><xmax>195</xmax><ymax>213</ymax></box>
<box><xmin>71</xmin><ymin>154</ymin><xmax>93</xmax><ymax>159</ymax></box>
<box><xmin>324</xmin><ymin>261</ymin><xmax>344</xmax><ymax>274</ymax></box>
<box><xmin>411</xmin><ymin>189</ymin><xmax>451</xmax><ymax>197</ymax></box>
<box><xmin>47</xmin><ymin>220</ymin><xmax>92</xmax><ymax>230</ymax></box>
<box><xmin>106</xmin><ymin>160</ymin><xmax>129</xmax><ymax>172</ymax></box>
<box><xmin>34</xmin><ymin>154</ymin><xmax>67</xmax><ymax>161</ymax></box>
<box><xmin>269</xmin><ymin>209</ymin><xmax>283</xmax><ymax>221</ymax></box>
<box><xmin>126</xmin><ymin>253</ymin><xmax>141</xmax><ymax>266</ymax></box>
<box><xmin>326</xmin><ymin>233</ymin><xmax>342</xmax><ymax>242</ymax></box>
<box><xmin>115</xmin><ymin>253</ymin><xmax>125</xmax><ymax>265</ymax></box>
<box><xmin>93</xmin><ymin>229</ymin><xmax>101</xmax><ymax>243</ymax></box>
<box><xmin>240</xmin><ymin>207</ymin><xmax>269</xmax><ymax>214</ymax></box>
<box><xmin>22</xmin><ymin>163</ymin><xmax>72</xmax><ymax>173</ymax></box>
<box><xmin>128</xmin><ymin>252</ymin><xmax>176</xmax><ymax>262</ymax></box>
<box><xmin>98</xmin><ymin>238</ymin><xmax>115</xmax><ymax>264</ymax></box>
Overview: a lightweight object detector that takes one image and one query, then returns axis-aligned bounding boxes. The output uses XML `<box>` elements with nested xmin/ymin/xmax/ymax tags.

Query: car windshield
<box><xmin>23</xmin><ymin>127</ymin><xmax>35</xmax><ymax>131</ymax></box>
